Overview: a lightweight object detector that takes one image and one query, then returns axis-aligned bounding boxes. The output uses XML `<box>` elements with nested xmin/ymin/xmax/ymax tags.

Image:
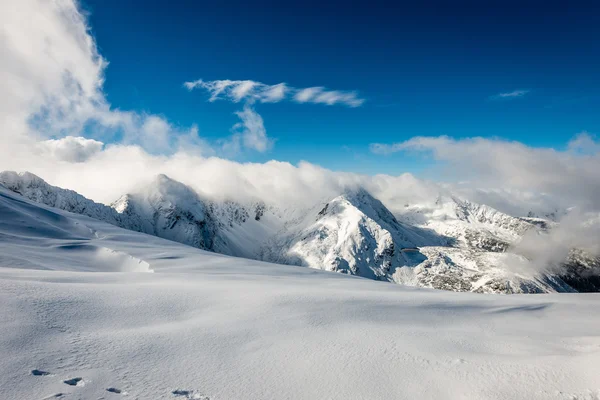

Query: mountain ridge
<box><xmin>2</xmin><ymin>170</ymin><xmax>597</xmax><ymax>293</ymax></box>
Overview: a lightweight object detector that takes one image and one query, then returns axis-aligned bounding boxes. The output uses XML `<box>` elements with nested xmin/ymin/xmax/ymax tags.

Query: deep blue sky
<box><xmin>82</xmin><ymin>0</ymin><xmax>600</xmax><ymax>175</ymax></box>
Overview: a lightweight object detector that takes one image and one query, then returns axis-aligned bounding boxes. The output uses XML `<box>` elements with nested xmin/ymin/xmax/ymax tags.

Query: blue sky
<box><xmin>81</xmin><ymin>0</ymin><xmax>600</xmax><ymax>175</ymax></box>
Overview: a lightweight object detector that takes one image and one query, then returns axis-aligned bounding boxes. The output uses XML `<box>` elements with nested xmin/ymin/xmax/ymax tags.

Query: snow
<box><xmin>1</xmin><ymin>184</ymin><xmax>600</xmax><ymax>399</ymax></box>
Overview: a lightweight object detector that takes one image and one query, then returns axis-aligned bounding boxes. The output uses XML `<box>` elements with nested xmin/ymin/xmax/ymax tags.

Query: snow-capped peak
<box><xmin>261</xmin><ymin>187</ymin><xmax>433</xmax><ymax>280</ymax></box>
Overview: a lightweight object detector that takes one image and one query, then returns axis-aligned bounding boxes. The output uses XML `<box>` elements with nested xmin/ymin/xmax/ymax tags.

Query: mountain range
<box><xmin>1</xmin><ymin>170</ymin><xmax>598</xmax><ymax>293</ymax></box>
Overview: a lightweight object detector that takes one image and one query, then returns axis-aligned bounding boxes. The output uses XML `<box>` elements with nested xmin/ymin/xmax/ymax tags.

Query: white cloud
<box><xmin>490</xmin><ymin>89</ymin><xmax>530</xmax><ymax>100</ymax></box>
<box><xmin>262</xmin><ymin>83</ymin><xmax>287</xmax><ymax>103</ymax></box>
<box><xmin>0</xmin><ymin>0</ymin><xmax>210</xmax><ymax>157</ymax></box>
<box><xmin>0</xmin><ymin>0</ymin><xmax>105</xmax><ymax>139</ymax></box>
<box><xmin>231</xmin><ymin>105</ymin><xmax>273</xmax><ymax>153</ymax></box>
<box><xmin>218</xmin><ymin>105</ymin><xmax>273</xmax><ymax>155</ymax></box>
<box><xmin>185</xmin><ymin>79</ymin><xmax>364</xmax><ymax>107</ymax></box>
<box><xmin>511</xmin><ymin>209</ymin><xmax>600</xmax><ymax>273</ymax></box>
<box><xmin>370</xmin><ymin>133</ymin><xmax>600</xmax><ymax>213</ymax></box>
<box><xmin>294</xmin><ymin>87</ymin><xmax>365</xmax><ymax>107</ymax></box>
<box><xmin>0</xmin><ymin>139</ymin><xmax>434</xmax><ymax>215</ymax></box>
<box><xmin>0</xmin><ymin>0</ymin><xmax>359</xmax><ymax>159</ymax></box>
<box><xmin>37</xmin><ymin>136</ymin><xmax>104</xmax><ymax>163</ymax></box>
<box><xmin>293</xmin><ymin>87</ymin><xmax>322</xmax><ymax>103</ymax></box>
<box><xmin>567</xmin><ymin>131</ymin><xmax>600</xmax><ymax>155</ymax></box>
<box><xmin>132</xmin><ymin>115</ymin><xmax>174</xmax><ymax>154</ymax></box>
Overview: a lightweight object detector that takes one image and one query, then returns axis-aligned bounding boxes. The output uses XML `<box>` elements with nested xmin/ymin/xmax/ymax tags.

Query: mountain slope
<box><xmin>0</xmin><ymin>171</ymin><xmax>226</xmax><ymax>252</ymax></box>
<box><xmin>111</xmin><ymin>174</ymin><xmax>221</xmax><ymax>251</ymax></box>
<box><xmin>0</xmin><ymin>171</ymin><xmax>122</xmax><ymax>226</ymax></box>
<box><xmin>397</xmin><ymin>195</ymin><xmax>535</xmax><ymax>252</ymax></box>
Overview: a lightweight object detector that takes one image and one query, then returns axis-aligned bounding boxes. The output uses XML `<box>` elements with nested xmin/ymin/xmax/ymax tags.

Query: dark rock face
<box><xmin>559</xmin><ymin>250</ymin><xmax>600</xmax><ymax>292</ymax></box>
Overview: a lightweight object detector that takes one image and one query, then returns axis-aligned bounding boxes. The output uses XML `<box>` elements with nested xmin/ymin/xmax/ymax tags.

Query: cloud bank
<box><xmin>370</xmin><ymin>133</ymin><xmax>600</xmax><ymax>212</ymax></box>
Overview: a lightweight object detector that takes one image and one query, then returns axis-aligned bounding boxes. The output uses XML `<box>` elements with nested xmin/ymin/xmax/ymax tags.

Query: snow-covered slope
<box><xmin>0</xmin><ymin>171</ymin><xmax>122</xmax><ymax>226</ymax></box>
<box><xmin>1</xmin><ymin>184</ymin><xmax>600</xmax><ymax>400</ymax></box>
<box><xmin>0</xmin><ymin>171</ymin><xmax>228</xmax><ymax>252</ymax></box>
<box><xmin>397</xmin><ymin>195</ymin><xmax>534</xmax><ymax>252</ymax></box>
<box><xmin>2</xmin><ymin>170</ymin><xmax>597</xmax><ymax>293</ymax></box>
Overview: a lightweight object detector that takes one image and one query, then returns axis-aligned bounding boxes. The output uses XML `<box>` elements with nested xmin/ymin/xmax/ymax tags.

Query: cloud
<box><xmin>370</xmin><ymin>133</ymin><xmax>600</xmax><ymax>213</ymax></box>
<box><xmin>567</xmin><ymin>131</ymin><xmax>600</xmax><ymax>155</ymax></box>
<box><xmin>185</xmin><ymin>79</ymin><xmax>365</xmax><ymax>108</ymax></box>
<box><xmin>0</xmin><ymin>0</ymin><xmax>105</xmax><ymax>139</ymax></box>
<box><xmin>0</xmin><ymin>138</ymin><xmax>436</xmax><ymax>213</ymax></box>
<box><xmin>231</xmin><ymin>105</ymin><xmax>273</xmax><ymax>153</ymax></box>
<box><xmin>490</xmin><ymin>89</ymin><xmax>530</xmax><ymax>100</ymax></box>
<box><xmin>511</xmin><ymin>209</ymin><xmax>600</xmax><ymax>274</ymax></box>
<box><xmin>0</xmin><ymin>0</ymin><xmax>212</xmax><ymax>157</ymax></box>
<box><xmin>293</xmin><ymin>87</ymin><xmax>365</xmax><ymax>107</ymax></box>
<box><xmin>219</xmin><ymin>105</ymin><xmax>273</xmax><ymax>155</ymax></box>
<box><xmin>37</xmin><ymin>136</ymin><xmax>104</xmax><ymax>162</ymax></box>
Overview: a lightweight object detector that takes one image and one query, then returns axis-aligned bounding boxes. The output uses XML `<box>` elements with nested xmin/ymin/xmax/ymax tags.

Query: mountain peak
<box><xmin>331</xmin><ymin>187</ymin><xmax>401</xmax><ymax>227</ymax></box>
<box><xmin>147</xmin><ymin>173</ymin><xmax>188</xmax><ymax>192</ymax></box>
<box><xmin>132</xmin><ymin>174</ymin><xmax>201</xmax><ymax>208</ymax></box>
<box><xmin>0</xmin><ymin>170</ymin><xmax>46</xmax><ymax>189</ymax></box>
<box><xmin>338</xmin><ymin>186</ymin><xmax>375</xmax><ymax>203</ymax></box>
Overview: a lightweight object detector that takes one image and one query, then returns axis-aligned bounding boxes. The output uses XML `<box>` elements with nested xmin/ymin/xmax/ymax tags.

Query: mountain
<box><xmin>1</xmin><ymin>170</ymin><xmax>598</xmax><ymax>294</ymax></box>
<box><xmin>111</xmin><ymin>174</ymin><xmax>221</xmax><ymax>251</ymax></box>
<box><xmin>397</xmin><ymin>195</ymin><xmax>534</xmax><ymax>252</ymax></box>
<box><xmin>260</xmin><ymin>188</ymin><xmax>443</xmax><ymax>280</ymax></box>
<box><xmin>0</xmin><ymin>171</ymin><xmax>122</xmax><ymax>226</ymax></box>
<box><xmin>0</xmin><ymin>170</ymin><xmax>282</xmax><ymax>257</ymax></box>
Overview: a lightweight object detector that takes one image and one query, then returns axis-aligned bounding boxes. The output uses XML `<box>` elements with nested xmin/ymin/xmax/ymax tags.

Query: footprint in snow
<box><xmin>172</xmin><ymin>389</ymin><xmax>210</xmax><ymax>399</ymax></box>
<box><xmin>63</xmin><ymin>377</ymin><xmax>84</xmax><ymax>387</ymax></box>
<box><xmin>107</xmin><ymin>387</ymin><xmax>127</xmax><ymax>395</ymax></box>
<box><xmin>31</xmin><ymin>369</ymin><xmax>52</xmax><ymax>376</ymax></box>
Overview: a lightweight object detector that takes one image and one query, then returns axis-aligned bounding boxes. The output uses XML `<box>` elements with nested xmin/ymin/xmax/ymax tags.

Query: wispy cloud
<box><xmin>221</xmin><ymin>104</ymin><xmax>273</xmax><ymax>155</ymax></box>
<box><xmin>490</xmin><ymin>89</ymin><xmax>530</xmax><ymax>100</ymax></box>
<box><xmin>184</xmin><ymin>78</ymin><xmax>364</xmax><ymax>154</ymax></box>
<box><xmin>184</xmin><ymin>79</ymin><xmax>365</xmax><ymax>108</ymax></box>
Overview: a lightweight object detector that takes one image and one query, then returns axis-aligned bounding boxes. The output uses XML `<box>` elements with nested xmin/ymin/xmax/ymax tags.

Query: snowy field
<box><xmin>1</xmin><ymin>186</ymin><xmax>599</xmax><ymax>400</ymax></box>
